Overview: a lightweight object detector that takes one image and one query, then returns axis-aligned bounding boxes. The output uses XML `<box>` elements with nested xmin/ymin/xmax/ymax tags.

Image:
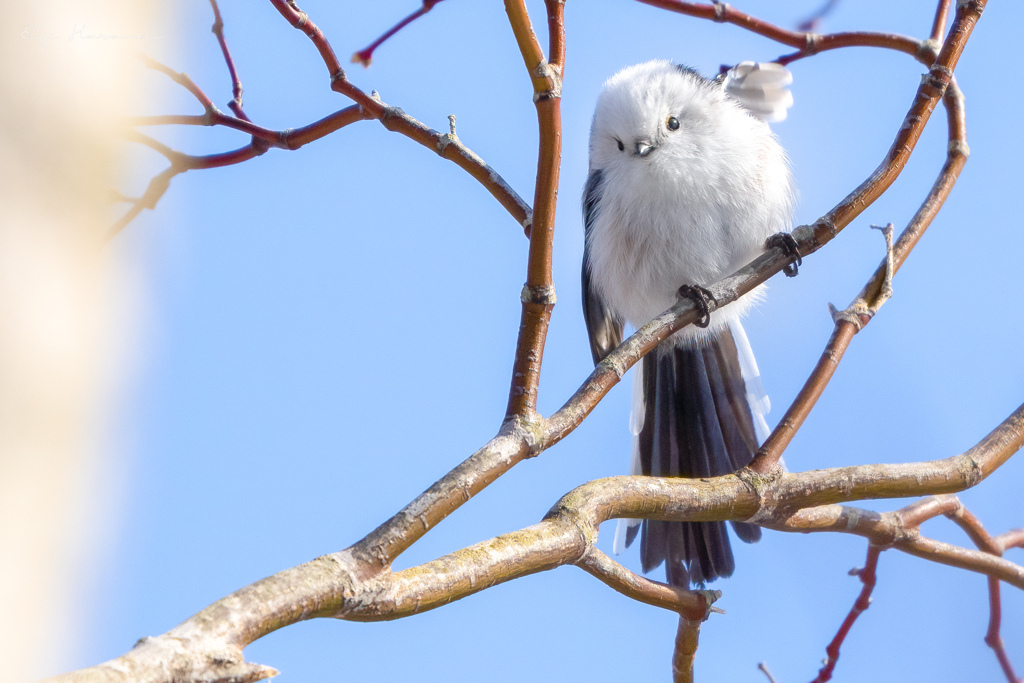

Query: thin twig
<box><xmin>776</xmin><ymin>31</ymin><xmax>922</xmax><ymax>67</ymax></box>
<box><xmin>267</xmin><ymin>0</ymin><xmax>532</xmax><ymax>231</ymax></box>
<box><xmin>269</xmin><ymin>0</ymin><xmax>345</xmax><ymax>82</ymax></box>
<box><xmin>351</xmin><ymin>0</ymin><xmax>447</xmax><ymax>67</ymax></box>
<box><xmin>137</xmin><ymin>53</ymin><xmax>214</xmax><ymax>111</ymax></box>
<box><xmin>811</xmin><ymin>546</ymin><xmax>881</xmax><ymax>683</ymax></box>
<box><xmin>747</xmin><ymin>72</ymin><xmax>970</xmax><ymax>475</ymax></box>
<box><xmin>759</xmin><ymin>662</ymin><xmax>779</xmax><ymax>683</ymax></box>
<box><xmin>931</xmin><ymin>0</ymin><xmax>953</xmax><ymax>43</ymax></box>
<box><xmin>207</xmin><ymin>0</ymin><xmax>247</xmax><ymax>119</ymax></box>
<box><xmin>108</xmin><ymin>166</ymin><xmax>181</xmax><ymax>240</ymax></box>
<box><xmin>114</xmin><ymin>105</ymin><xmax>371</xmax><ymax>236</ymax></box>
<box><xmin>797</xmin><ymin>0</ymin><xmax>841</xmax><ymax>32</ymax></box>
<box><xmin>545</xmin><ymin>0</ymin><xmax>566</xmax><ymax>74</ymax></box>
<box><xmin>942</xmin><ymin>503</ymin><xmax>1022</xmax><ymax>682</ymax></box>
<box><xmin>125</xmin><ymin>26</ymin><xmax>530</xmax><ymax>236</ymax></box>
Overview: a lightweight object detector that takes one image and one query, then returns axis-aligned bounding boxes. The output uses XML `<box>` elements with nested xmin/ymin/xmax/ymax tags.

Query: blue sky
<box><xmin>54</xmin><ymin>1</ymin><xmax>1023</xmax><ymax>680</ymax></box>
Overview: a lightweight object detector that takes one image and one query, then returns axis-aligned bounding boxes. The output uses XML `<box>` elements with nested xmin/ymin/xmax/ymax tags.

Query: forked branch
<box><xmin>85</xmin><ymin>1</ymin><xmax>1018</xmax><ymax>682</ymax></box>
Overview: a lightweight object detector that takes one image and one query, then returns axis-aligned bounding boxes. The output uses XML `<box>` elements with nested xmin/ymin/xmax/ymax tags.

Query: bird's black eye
<box><xmin>615</xmin><ymin>139</ymin><xmax>625</xmax><ymax>151</ymax></box>
<box><xmin>667</xmin><ymin>116</ymin><xmax>680</xmax><ymax>131</ymax></box>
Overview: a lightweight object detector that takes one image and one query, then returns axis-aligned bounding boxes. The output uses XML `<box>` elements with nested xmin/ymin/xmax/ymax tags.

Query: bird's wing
<box><xmin>721</xmin><ymin>61</ymin><xmax>794</xmax><ymax>123</ymax></box>
<box><xmin>581</xmin><ymin>169</ymin><xmax>625</xmax><ymax>365</ymax></box>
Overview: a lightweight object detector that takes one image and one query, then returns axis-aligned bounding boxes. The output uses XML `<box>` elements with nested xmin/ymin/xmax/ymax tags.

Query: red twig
<box><xmin>637</xmin><ymin>0</ymin><xmax>938</xmax><ymax>68</ymax></box>
<box><xmin>638</xmin><ymin>0</ymin><xmax>804</xmax><ymax>45</ymax></box>
<box><xmin>747</xmin><ymin>2</ymin><xmax>978</xmax><ymax>474</ymax></box>
<box><xmin>546</xmin><ymin>0</ymin><xmax>566</xmax><ymax>74</ymax></box>
<box><xmin>877</xmin><ymin>497</ymin><xmax>1022</xmax><ymax>682</ymax></box>
<box><xmin>351</xmin><ymin>0</ymin><xmax>446</xmax><ymax>67</ymax></box>
<box><xmin>945</xmin><ymin>505</ymin><xmax>1023</xmax><ymax>683</ymax></box>
<box><xmin>113</xmin><ymin>105</ymin><xmax>372</xmax><ymax>239</ymax></box>
<box><xmin>208</xmin><ymin>0</ymin><xmax>248</xmax><ymax>120</ymax></box>
<box><xmin>137</xmin><ymin>53</ymin><xmax>214</xmax><ymax>111</ymax></box>
<box><xmin>998</xmin><ymin>529</ymin><xmax>1024</xmax><ymax>551</ymax></box>
<box><xmin>122</xmin><ymin>3</ymin><xmax>531</xmax><ymax>239</ymax></box>
<box><xmin>810</xmin><ymin>546</ymin><xmax>881</xmax><ymax>683</ymax></box>
<box><xmin>986</xmin><ymin>577</ymin><xmax>1021</xmax><ymax>683</ymax></box>
<box><xmin>269</xmin><ymin>0</ymin><xmax>345</xmax><ymax>81</ymax></box>
<box><xmin>797</xmin><ymin>0</ymin><xmax>840</xmax><ymax>32</ymax></box>
<box><xmin>775</xmin><ymin>32</ymin><xmax>922</xmax><ymax>67</ymax></box>
<box><xmin>130</xmin><ymin>112</ymin><xmax>281</xmax><ymax>146</ymax></box>
<box><xmin>268</xmin><ymin>0</ymin><xmax>531</xmax><ymax>231</ymax></box>
<box><xmin>931</xmin><ymin>0</ymin><xmax>952</xmax><ymax>43</ymax></box>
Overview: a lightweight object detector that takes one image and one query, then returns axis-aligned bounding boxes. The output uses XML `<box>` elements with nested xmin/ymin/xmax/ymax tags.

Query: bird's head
<box><xmin>588</xmin><ymin>60</ymin><xmax>724</xmax><ymax>173</ymax></box>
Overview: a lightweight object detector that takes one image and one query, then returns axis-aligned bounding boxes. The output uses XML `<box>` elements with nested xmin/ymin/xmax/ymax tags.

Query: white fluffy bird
<box><xmin>582</xmin><ymin>60</ymin><xmax>796</xmax><ymax>586</ymax></box>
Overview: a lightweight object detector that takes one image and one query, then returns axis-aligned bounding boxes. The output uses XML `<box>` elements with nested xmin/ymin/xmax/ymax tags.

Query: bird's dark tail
<box><xmin>617</xmin><ymin>322</ymin><xmax>766</xmax><ymax>587</ymax></box>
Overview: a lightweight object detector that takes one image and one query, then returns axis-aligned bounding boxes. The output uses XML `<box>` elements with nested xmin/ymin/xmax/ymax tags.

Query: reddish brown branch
<box><xmin>893</xmin><ymin>494</ymin><xmax>1021</xmax><ymax>680</ymax></box>
<box><xmin>138</xmin><ymin>53</ymin><xmax>214</xmax><ymax>111</ymax></box>
<box><xmin>776</xmin><ymin>32</ymin><xmax>921</xmax><ymax>67</ymax></box>
<box><xmin>546</xmin><ymin>0</ymin><xmax>566</xmax><ymax>74</ymax></box>
<box><xmin>503</xmin><ymin>0</ymin><xmax>562</xmax><ymax>419</ymax></box>
<box><xmin>130</xmin><ymin>114</ymin><xmax>208</xmax><ymax>127</ymax></box>
<box><xmin>998</xmin><ymin>530</ymin><xmax>1024</xmax><ymax>551</ymax></box>
<box><xmin>114</xmin><ymin>105</ymin><xmax>372</xmax><ymax>236</ymax></box>
<box><xmin>640</xmin><ymin>0</ymin><xmax>921</xmax><ymax>63</ymax></box>
<box><xmin>269</xmin><ymin>0</ymin><xmax>344</xmax><ymax>81</ymax></box>
<box><xmin>638</xmin><ymin>0</ymin><xmax>806</xmax><ymax>46</ymax></box>
<box><xmin>798</xmin><ymin>0</ymin><xmax>981</xmax><ymax>255</ymax></box>
<box><xmin>898</xmin><ymin>535</ymin><xmax>1024</xmax><ymax>589</ymax></box>
<box><xmin>351</xmin><ymin>0</ymin><xmax>446</xmax><ymax>67</ymax></box>
<box><xmin>265</xmin><ymin>0</ymin><xmax>532</xmax><ymax>231</ymax></box>
<box><xmin>986</xmin><ymin>577</ymin><xmax>1021</xmax><ymax>683</ymax></box>
<box><xmin>208</xmin><ymin>0</ymin><xmax>247</xmax><ymax>119</ymax></box>
<box><xmin>750</xmin><ymin>321</ymin><xmax>858</xmax><ymax>474</ymax></box>
<box><xmin>811</xmin><ymin>546</ymin><xmax>881</xmax><ymax>683</ymax></box>
<box><xmin>749</xmin><ymin>61</ymin><xmax>971</xmax><ymax>475</ymax></box>
<box><xmin>127</xmin><ymin>5</ymin><xmax>532</xmax><ymax>237</ymax></box>
<box><xmin>771</xmin><ymin>492</ymin><xmax>1024</xmax><ymax>590</ymax></box>
<box><xmin>940</xmin><ymin>502</ymin><xmax>1022</xmax><ymax>682</ymax></box>
<box><xmin>672</xmin><ymin>615</ymin><xmax>702</xmax><ymax>683</ymax></box>
<box><xmin>130</xmin><ymin>111</ymin><xmax>282</xmax><ymax>145</ymax></box>
<box><xmin>931</xmin><ymin>0</ymin><xmax>952</xmax><ymax>43</ymax></box>
<box><xmin>797</xmin><ymin>0</ymin><xmax>840</xmax><ymax>32</ymax></box>
<box><xmin>552</xmin><ymin>1</ymin><xmax>982</xmax><ymax>465</ymax></box>
<box><xmin>896</xmin><ymin>493</ymin><xmax>961</xmax><ymax>528</ymax></box>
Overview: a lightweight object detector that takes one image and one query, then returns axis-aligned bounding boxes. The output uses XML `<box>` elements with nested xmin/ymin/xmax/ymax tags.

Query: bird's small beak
<box><xmin>634</xmin><ymin>139</ymin><xmax>656</xmax><ymax>157</ymax></box>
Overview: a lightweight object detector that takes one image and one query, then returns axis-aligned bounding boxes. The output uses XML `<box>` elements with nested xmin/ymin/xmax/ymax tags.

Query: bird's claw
<box><xmin>677</xmin><ymin>284</ymin><xmax>716</xmax><ymax>328</ymax></box>
<box><xmin>766</xmin><ymin>232</ymin><xmax>802</xmax><ymax>277</ymax></box>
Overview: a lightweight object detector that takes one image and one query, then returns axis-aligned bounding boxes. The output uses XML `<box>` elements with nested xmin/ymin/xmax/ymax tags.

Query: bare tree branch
<box><xmin>208</xmin><ymin>0</ymin><xmax>247</xmax><ymax>119</ymax></box>
<box><xmin>578</xmin><ymin>547</ymin><xmax>719</xmax><ymax>618</ymax></box>
<box><xmin>351</xmin><ymin>0</ymin><xmax>447</xmax><ymax>67</ymax></box>
<box><xmin>502</xmin><ymin>0</ymin><xmax>563</xmax><ymax>419</ymax></box>
<box><xmin>71</xmin><ymin>0</ymin><xmax>1017</xmax><ymax>680</ymax></box>
<box><xmin>748</xmin><ymin>76</ymin><xmax>969</xmax><ymax>474</ymax></box>
<box><xmin>810</xmin><ymin>546</ymin><xmax>881</xmax><ymax>683</ymax></box>
<box><xmin>672</xmin><ymin>615</ymin><xmax>702</xmax><ymax>683</ymax></box>
<box><xmin>55</xmin><ymin>396</ymin><xmax>1022</xmax><ymax>682</ymax></box>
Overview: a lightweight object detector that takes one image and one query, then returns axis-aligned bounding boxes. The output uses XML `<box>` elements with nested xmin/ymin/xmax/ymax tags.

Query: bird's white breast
<box><xmin>586</xmin><ymin>73</ymin><xmax>793</xmax><ymax>345</ymax></box>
